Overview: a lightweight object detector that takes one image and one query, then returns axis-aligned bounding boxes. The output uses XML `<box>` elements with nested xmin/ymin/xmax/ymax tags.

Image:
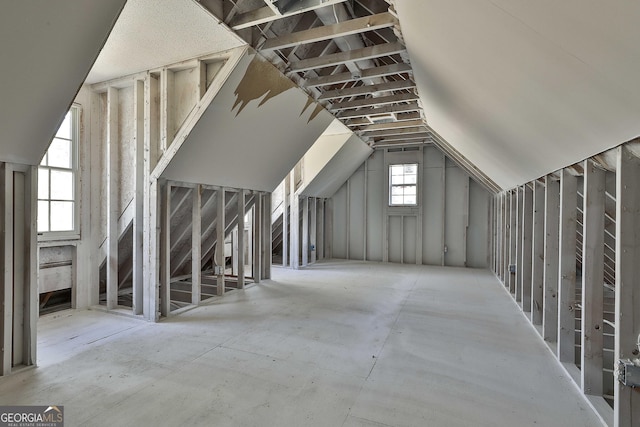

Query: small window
<box><xmin>389</xmin><ymin>163</ymin><xmax>418</xmax><ymax>206</ymax></box>
<box><xmin>38</xmin><ymin>108</ymin><xmax>78</xmax><ymax>236</ymax></box>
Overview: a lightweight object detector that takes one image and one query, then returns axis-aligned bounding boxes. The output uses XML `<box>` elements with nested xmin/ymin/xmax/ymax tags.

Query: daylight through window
<box><xmin>38</xmin><ymin>108</ymin><xmax>77</xmax><ymax>234</ymax></box>
<box><xmin>389</xmin><ymin>163</ymin><xmax>418</xmax><ymax>206</ymax></box>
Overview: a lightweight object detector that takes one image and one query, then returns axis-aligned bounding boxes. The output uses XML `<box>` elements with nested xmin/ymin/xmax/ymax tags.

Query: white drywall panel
<box><xmin>444</xmin><ymin>162</ymin><xmax>469</xmax><ymax>267</ymax></box>
<box><xmin>162</xmin><ymin>51</ymin><xmax>334</xmax><ymax>192</ymax></box>
<box><xmin>366</xmin><ymin>152</ymin><xmax>384</xmax><ymax>262</ymax></box>
<box><xmin>0</xmin><ymin>0</ymin><xmax>127</xmax><ymax>166</ymax></box>
<box><xmin>331</xmin><ymin>184</ymin><xmax>348</xmax><ymax>258</ymax></box>
<box><xmin>467</xmin><ymin>179</ymin><xmax>490</xmax><ymax>268</ymax></box>
<box><xmin>348</xmin><ymin>169</ymin><xmax>365</xmax><ymax>260</ymax></box>
<box><xmin>396</xmin><ymin>0</ymin><xmax>640</xmax><ymax>189</ymax></box>
<box><xmin>388</xmin><ymin>216</ymin><xmax>402</xmax><ymax>264</ymax></box>
<box><xmin>301</xmin><ymin>134</ymin><xmax>373</xmax><ymax>198</ymax></box>
<box><xmin>403</xmin><ymin>216</ymin><xmax>418</xmax><ymax>264</ymax></box>
<box><xmin>423</xmin><ymin>147</ymin><xmax>445</xmax><ymax>265</ymax></box>
<box><xmin>86</xmin><ymin>0</ymin><xmax>245</xmax><ymax>84</ymax></box>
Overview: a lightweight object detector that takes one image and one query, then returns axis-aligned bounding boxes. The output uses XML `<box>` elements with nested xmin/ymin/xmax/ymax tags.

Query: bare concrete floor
<box><xmin>0</xmin><ymin>261</ymin><xmax>602</xmax><ymax>426</ymax></box>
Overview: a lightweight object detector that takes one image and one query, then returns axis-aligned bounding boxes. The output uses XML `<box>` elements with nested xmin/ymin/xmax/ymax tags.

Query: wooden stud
<box><xmin>192</xmin><ymin>185</ymin><xmax>202</xmax><ymax>303</ymax></box>
<box><xmin>543</xmin><ymin>176</ymin><xmax>560</xmax><ymax>342</ymax></box>
<box><xmin>133</xmin><ymin>80</ymin><xmax>145</xmax><ymax>315</ymax></box>
<box><xmin>282</xmin><ymin>179</ymin><xmax>289</xmax><ymax>267</ymax></box>
<box><xmin>302</xmin><ymin>197</ymin><xmax>309</xmax><ymax>266</ymax></box>
<box><xmin>532</xmin><ymin>181</ymin><xmax>545</xmax><ymax>325</ymax></box>
<box><xmin>262</xmin><ymin>193</ymin><xmax>272</xmax><ymax>279</ymax></box>
<box><xmin>614</xmin><ymin>145</ymin><xmax>640</xmax><ymax>427</ymax></box>
<box><xmin>581</xmin><ymin>159</ymin><xmax>605</xmax><ymax>395</ymax></box>
<box><xmin>289</xmin><ymin>42</ymin><xmax>405</xmax><ymax>73</ymax></box>
<box><xmin>310</xmin><ymin>198</ymin><xmax>317</xmax><ymax>264</ymax></box>
<box><xmin>253</xmin><ymin>192</ymin><xmax>262</xmax><ymax>282</ymax></box>
<box><xmin>305</xmin><ymin>63</ymin><xmax>412</xmax><ymax>88</ymax></box>
<box><xmin>216</xmin><ymin>188</ymin><xmax>226</xmax><ymax>295</ymax></box>
<box><xmin>521</xmin><ymin>185</ymin><xmax>533</xmax><ymax>312</ymax></box>
<box><xmin>1</xmin><ymin>164</ymin><xmax>12</xmax><ymax>375</ymax></box>
<box><xmin>160</xmin><ymin>182</ymin><xmax>171</xmax><ymax>316</ymax></box>
<box><xmin>318</xmin><ymin>199</ymin><xmax>325</xmax><ymax>261</ymax></box>
<box><xmin>290</xmin><ymin>174</ymin><xmax>300</xmax><ymax>269</ymax></box>
<box><xmin>558</xmin><ymin>169</ymin><xmax>577</xmax><ymax>363</ymax></box>
<box><xmin>106</xmin><ymin>87</ymin><xmax>119</xmax><ymax>310</ymax></box>
<box><xmin>515</xmin><ymin>187</ymin><xmax>523</xmax><ymax>302</ymax></box>
<box><xmin>237</xmin><ymin>189</ymin><xmax>245</xmax><ymax>289</ymax></box>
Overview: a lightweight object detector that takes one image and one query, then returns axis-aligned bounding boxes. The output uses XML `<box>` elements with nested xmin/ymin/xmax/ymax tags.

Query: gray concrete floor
<box><xmin>0</xmin><ymin>261</ymin><xmax>602</xmax><ymax>426</ymax></box>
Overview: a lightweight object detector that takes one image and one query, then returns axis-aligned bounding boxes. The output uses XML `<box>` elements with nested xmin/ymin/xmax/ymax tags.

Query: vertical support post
<box><xmin>262</xmin><ymin>192</ymin><xmax>272</xmax><ymax>279</ymax></box>
<box><xmin>253</xmin><ymin>192</ymin><xmax>262</xmax><ymax>282</ymax></box>
<box><xmin>143</xmin><ymin>76</ymin><xmax>160</xmax><ymax>321</ymax></box>
<box><xmin>132</xmin><ymin>80</ymin><xmax>145</xmax><ymax>315</ymax></box>
<box><xmin>532</xmin><ymin>180</ymin><xmax>545</xmax><ymax>325</ymax></box>
<box><xmin>1</xmin><ymin>164</ymin><xmax>12</xmax><ymax>375</ymax></box>
<box><xmin>198</xmin><ymin>60</ymin><xmax>207</xmax><ymax>100</ymax></box>
<box><xmin>581</xmin><ymin>159</ymin><xmax>605</xmax><ymax>396</ymax></box>
<box><xmin>192</xmin><ymin>185</ymin><xmax>202</xmax><ymax>303</ymax></box>
<box><xmin>310</xmin><ymin>198</ymin><xmax>317</xmax><ymax>264</ymax></box>
<box><xmin>302</xmin><ymin>197</ymin><xmax>309</xmax><ymax>266</ymax></box>
<box><xmin>543</xmin><ymin>175</ymin><xmax>560</xmax><ymax>342</ymax></box>
<box><xmin>106</xmin><ymin>87</ymin><xmax>119</xmax><ymax>310</ymax></box>
<box><xmin>521</xmin><ymin>184</ymin><xmax>533</xmax><ymax>312</ymax></box>
<box><xmin>558</xmin><ymin>169</ymin><xmax>577</xmax><ymax>363</ymax></box>
<box><xmin>364</xmin><ymin>159</ymin><xmax>369</xmax><ymax>262</ymax></box>
<box><xmin>509</xmin><ymin>190</ymin><xmax>517</xmax><ymax>293</ymax></box>
<box><xmin>160</xmin><ymin>182</ymin><xmax>171</xmax><ymax>316</ymax></box>
<box><xmin>282</xmin><ymin>179</ymin><xmax>289</xmax><ymax>267</ymax></box>
<box><xmin>216</xmin><ymin>188</ymin><xmax>226</xmax><ymax>295</ymax></box>
<box><xmin>515</xmin><ymin>187</ymin><xmax>523</xmax><ymax>302</ymax></box>
<box><xmin>290</xmin><ymin>173</ymin><xmax>300</xmax><ymax>269</ymax></box>
<box><xmin>325</xmin><ymin>198</ymin><xmax>333</xmax><ymax>259</ymax></box>
<box><xmin>497</xmin><ymin>193</ymin><xmax>503</xmax><ymax>280</ymax></box>
<box><xmin>317</xmin><ymin>199</ymin><xmax>325</xmax><ymax>261</ymax></box>
<box><xmin>236</xmin><ymin>189</ymin><xmax>245</xmax><ymax>289</ymax></box>
<box><xmin>504</xmin><ymin>191</ymin><xmax>511</xmax><ymax>284</ymax></box>
<box><xmin>25</xmin><ymin>166</ymin><xmax>37</xmax><ymax>366</ymax></box>
<box><xmin>614</xmin><ymin>145</ymin><xmax>640</xmax><ymax>427</ymax></box>
<box><xmin>160</xmin><ymin>68</ymin><xmax>174</xmax><ymax>153</ymax></box>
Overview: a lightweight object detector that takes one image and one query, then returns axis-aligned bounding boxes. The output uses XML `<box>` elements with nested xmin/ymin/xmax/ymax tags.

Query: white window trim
<box><xmin>38</xmin><ymin>106</ymin><xmax>81</xmax><ymax>242</ymax></box>
<box><xmin>388</xmin><ymin>163</ymin><xmax>419</xmax><ymax>207</ymax></box>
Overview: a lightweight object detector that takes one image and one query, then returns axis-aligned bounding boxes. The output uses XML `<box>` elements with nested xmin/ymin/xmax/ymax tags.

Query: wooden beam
<box><xmin>289</xmin><ymin>42</ymin><xmax>405</xmax><ymax>73</ymax></box>
<box><xmin>356</xmin><ymin>118</ymin><xmax>424</xmax><ymax>132</ymax></box>
<box><xmin>330</xmin><ymin>92</ymin><xmax>418</xmax><ymax>112</ymax></box>
<box><xmin>581</xmin><ymin>159</ymin><xmax>605</xmax><ymax>396</ymax></box>
<box><xmin>348</xmin><ymin>112</ymin><xmax>421</xmax><ymax>127</ymax></box>
<box><xmin>106</xmin><ymin>87</ymin><xmax>119</xmax><ymax>310</ymax></box>
<box><xmin>160</xmin><ymin>182</ymin><xmax>171</xmax><ymax>317</ymax></box>
<box><xmin>237</xmin><ymin>189</ymin><xmax>245</xmax><ymax>289</ymax></box>
<box><xmin>515</xmin><ymin>187</ymin><xmax>523</xmax><ymax>302</ymax></box>
<box><xmin>229</xmin><ymin>0</ymin><xmax>348</xmax><ymax>30</ymax></box>
<box><xmin>1</xmin><ymin>164</ymin><xmax>12</xmax><ymax>375</ymax></box>
<box><xmin>614</xmin><ymin>145</ymin><xmax>640</xmax><ymax>427</ymax></box>
<box><xmin>310</xmin><ymin>198</ymin><xmax>317</xmax><ymax>264</ymax></box>
<box><xmin>302</xmin><ymin>197</ymin><xmax>309</xmax><ymax>266</ymax></box>
<box><xmin>262</xmin><ymin>12</ymin><xmax>397</xmax><ymax>51</ymax></box>
<box><xmin>253</xmin><ymin>192</ymin><xmax>263</xmax><ymax>282</ymax></box>
<box><xmin>192</xmin><ymin>185</ymin><xmax>202</xmax><ymax>304</ymax></box>
<box><xmin>262</xmin><ymin>193</ymin><xmax>272</xmax><ymax>279</ymax></box>
<box><xmin>531</xmin><ymin>181</ymin><xmax>545</xmax><ymax>325</ymax></box>
<box><xmin>558</xmin><ymin>169</ymin><xmax>577</xmax><ymax>363</ymax></box>
<box><xmin>160</xmin><ymin>68</ymin><xmax>174</xmax><ymax>153</ymax></box>
<box><xmin>521</xmin><ymin>184</ymin><xmax>533</xmax><ymax>313</ymax></box>
<box><xmin>543</xmin><ymin>175</ymin><xmax>560</xmax><ymax>342</ymax></box>
<box><xmin>317</xmin><ymin>199</ymin><xmax>325</xmax><ymax>260</ymax></box>
<box><xmin>282</xmin><ymin>180</ymin><xmax>289</xmax><ymax>267</ymax></box>
<box><xmin>290</xmin><ymin>173</ymin><xmax>300</xmax><ymax>269</ymax></box>
<box><xmin>318</xmin><ymin>79</ymin><xmax>415</xmax><ymax>101</ymax></box>
<box><xmin>363</xmin><ymin>125</ymin><xmax>426</xmax><ymax>138</ymax></box>
<box><xmin>338</xmin><ymin>101</ymin><xmax>420</xmax><ymax>118</ymax></box>
<box><xmin>509</xmin><ymin>190</ymin><xmax>517</xmax><ymax>293</ymax></box>
<box><xmin>305</xmin><ymin>62</ymin><xmax>412</xmax><ymax>88</ymax></box>
<box><xmin>216</xmin><ymin>188</ymin><xmax>226</xmax><ymax>295</ymax></box>
<box><xmin>132</xmin><ymin>80</ymin><xmax>145</xmax><ymax>315</ymax></box>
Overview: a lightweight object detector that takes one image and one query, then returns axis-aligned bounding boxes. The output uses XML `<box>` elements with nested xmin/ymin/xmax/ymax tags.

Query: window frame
<box><xmin>388</xmin><ymin>163</ymin><xmax>419</xmax><ymax>207</ymax></box>
<box><xmin>38</xmin><ymin>106</ymin><xmax>80</xmax><ymax>241</ymax></box>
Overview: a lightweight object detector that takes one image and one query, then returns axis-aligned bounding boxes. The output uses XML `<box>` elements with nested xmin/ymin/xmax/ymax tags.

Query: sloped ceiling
<box><xmin>301</xmin><ymin>134</ymin><xmax>373</xmax><ymax>199</ymax></box>
<box><xmin>86</xmin><ymin>0</ymin><xmax>245</xmax><ymax>84</ymax></box>
<box><xmin>161</xmin><ymin>51</ymin><xmax>335</xmax><ymax>192</ymax></box>
<box><xmin>0</xmin><ymin>0</ymin><xmax>127</xmax><ymax>166</ymax></box>
<box><xmin>396</xmin><ymin>0</ymin><xmax>640</xmax><ymax>189</ymax></box>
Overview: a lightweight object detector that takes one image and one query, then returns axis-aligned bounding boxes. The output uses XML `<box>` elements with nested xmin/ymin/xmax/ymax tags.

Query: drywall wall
<box><xmin>0</xmin><ymin>0</ymin><xmax>127</xmax><ymax>166</ymax></box>
<box><xmin>332</xmin><ymin>146</ymin><xmax>489</xmax><ymax>267</ymax></box>
<box><xmin>162</xmin><ymin>51</ymin><xmax>335</xmax><ymax>192</ymax></box>
<box><xmin>396</xmin><ymin>0</ymin><xmax>640</xmax><ymax>189</ymax></box>
<box><xmin>301</xmin><ymin>134</ymin><xmax>373</xmax><ymax>198</ymax></box>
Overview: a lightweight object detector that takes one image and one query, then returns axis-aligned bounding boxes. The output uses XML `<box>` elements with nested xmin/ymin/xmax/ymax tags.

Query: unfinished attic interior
<box><xmin>0</xmin><ymin>0</ymin><xmax>639</xmax><ymax>425</ymax></box>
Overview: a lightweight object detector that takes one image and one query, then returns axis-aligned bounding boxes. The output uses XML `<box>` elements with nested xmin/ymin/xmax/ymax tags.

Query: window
<box><xmin>38</xmin><ymin>108</ymin><xmax>78</xmax><ymax>235</ymax></box>
<box><xmin>389</xmin><ymin>163</ymin><xmax>418</xmax><ymax>206</ymax></box>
